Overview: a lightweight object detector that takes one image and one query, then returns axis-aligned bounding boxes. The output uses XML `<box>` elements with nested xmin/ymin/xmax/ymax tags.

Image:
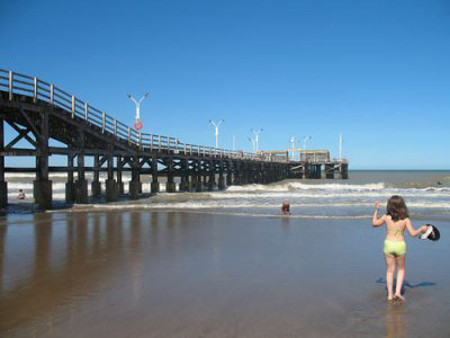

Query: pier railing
<box><xmin>0</xmin><ymin>69</ymin><xmax>280</xmax><ymax>162</ymax></box>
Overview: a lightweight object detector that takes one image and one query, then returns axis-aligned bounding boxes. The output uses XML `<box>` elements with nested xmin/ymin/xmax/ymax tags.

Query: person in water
<box><xmin>17</xmin><ymin>189</ymin><xmax>26</xmax><ymax>200</ymax></box>
<box><xmin>281</xmin><ymin>200</ymin><xmax>290</xmax><ymax>215</ymax></box>
<box><xmin>372</xmin><ymin>195</ymin><xmax>428</xmax><ymax>301</ymax></box>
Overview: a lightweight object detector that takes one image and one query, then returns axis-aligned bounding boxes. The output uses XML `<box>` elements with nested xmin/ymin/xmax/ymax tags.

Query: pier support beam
<box><xmin>232</xmin><ymin>161</ymin><xmax>241</xmax><ymax>185</ymax></box>
<box><xmin>207</xmin><ymin>161</ymin><xmax>215</xmax><ymax>191</ymax></box>
<box><xmin>105</xmin><ymin>179</ymin><xmax>117</xmax><ymax>202</ymax></box>
<box><xmin>208</xmin><ymin>175</ymin><xmax>215</xmax><ymax>191</ymax></box>
<box><xmin>324</xmin><ymin>164</ymin><xmax>334</xmax><ymax>179</ymax></box>
<box><xmin>166</xmin><ymin>157</ymin><xmax>176</xmax><ymax>193</ymax></box>
<box><xmin>0</xmin><ymin>181</ymin><xmax>6</xmax><ymax>208</ymax></box>
<box><xmin>75</xmin><ymin>179</ymin><xmax>88</xmax><ymax>204</ymax></box>
<box><xmin>33</xmin><ymin>180</ymin><xmax>52</xmax><ymax>210</ymax></box>
<box><xmin>91</xmin><ymin>180</ymin><xmax>101</xmax><ymax>197</ymax></box>
<box><xmin>0</xmin><ymin>117</ymin><xmax>7</xmax><ymax>208</ymax></box>
<box><xmin>117</xmin><ymin>157</ymin><xmax>124</xmax><ymax>195</ymax></box>
<box><xmin>218</xmin><ymin>161</ymin><xmax>225</xmax><ymax>190</ymax></box>
<box><xmin>34</xmin><ymin>108</ymin><xmax>52</xmax><ymax>210</ymax></box>
<box><xmin>129</xmin><ymin>158</ymin><xmax>141</xmax><ymax>200</ymax></box>
<box><xmin>179</xmin><ymin>175</ymin><xmax>189</xmax><ymax>192</ymax></box>
<box><xmin>65</xmin><ymin>153</ymin><xmax>75</xmax><ymax>203</ymax></box>
<box><xmin>129</xmin><ymin>180</ymin><xmax>141</xmax><ymax>200</ymax></box>
<box><xmin>75</xmin><ymin>130</ymin><xmax>88</xmax><ymax>204</ymax></box>
<box><xmin>339</xmin><ymin>163</ymin><xmax>349</xmax><ymax>179</ymax></box>
<box><xmin>226</xmin><ymin>161</ymin><xmax>232</xmax><ymax>187</ymax></box>
<box><xmin>151</xmin><ymin>155</ymin><xmax>159</xmax><ymax>193</ymax></box>
<box><xmin>105</xmin><ymin>150</ymin><xmax>117</xmax><ymax>202</ymax></box>
<box><xmin>196</xmin><ymin>174</ymin><xmax>203</xmax><ymax>192</ymax></box>
<box><xmin>91</xmin><ymin>155</ymin><xmax>101</xmax><ymax>197</ymax></box>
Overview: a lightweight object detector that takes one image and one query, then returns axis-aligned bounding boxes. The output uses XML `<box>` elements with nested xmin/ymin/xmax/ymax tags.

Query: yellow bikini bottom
<box><xmin>383</xmin><ymin>239</ymin><xmax>406</xmax><ymax>257</ymax></box>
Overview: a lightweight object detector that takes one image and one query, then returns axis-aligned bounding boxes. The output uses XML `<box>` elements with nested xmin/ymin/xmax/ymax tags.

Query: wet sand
<box><xmin>0</xmin><ymin>211</ymin><xmax>449</xmax><ymax>337</ymax></box>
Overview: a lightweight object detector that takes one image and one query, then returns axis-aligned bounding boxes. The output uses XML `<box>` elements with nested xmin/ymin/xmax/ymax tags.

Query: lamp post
<box><xmin>290</xmin><ymin>136</ymin><xmax>297</xmax><ymax>161</ymax></box>
<box><xmin>128</xmin><ymin>93</ymin><xmax>150</xmax><ymax>131</ymax></box>
<box><xmin>303</xmin><ymin>136</ymin><xmax>311</xmax><ymax>161</ymax></box>
<box><xmin>251</xmin><ymin>128</ymin><xmax>263</xmax><ymax>152</ymax></box>
<box><xmin>248</xmin><ymin>137</ymin><xmax>256</xmax><ymax>153</ymax></box>
<box><xmin>209</xmin><ymin>119</ymin><xmax>224</xmax><ymax>148</ymax></box>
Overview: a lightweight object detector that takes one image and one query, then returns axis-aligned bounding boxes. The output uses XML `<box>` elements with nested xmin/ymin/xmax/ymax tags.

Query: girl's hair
<box><xmin>387</xmin><ymin>195</ymin><xmax>409</xmax><ymax>221</ymax></box>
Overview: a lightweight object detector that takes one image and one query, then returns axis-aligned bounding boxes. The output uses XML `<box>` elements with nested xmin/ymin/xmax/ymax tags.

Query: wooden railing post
<box><xmin>71</xmin><ymin>96</ymin><xmax>75</xmax><ymax>119</ymax></box>
<box><xmin>139</xmin><ymin>132</ymin><xmax>143</xmax><ymax>150</ymax></box>
<box><xmin>150</xmin><ymin>134</ymin><xmax>153</xmax><ymax>151</ymax></box>
<box><xmin>158</xmin><ymin>135</ymin><xmax>161</xmax><ymax>151</ymax></box>
<box><xmin>101</xmin><ymin>112</ymin><xmax>106</xmax><ymax>133</ymax></box>
<box><xmin>84</xmin><ymin>103</ymin><xmax>89</xmax><ymax>120</ymax></box>
<box><xmin>114</xmin><ymin>119</ymin><xmax>117</xmax><ymax>136</ymax></box>
<box><xmin>8</xmin><ymin>71</ymin><xmax>13</xmax><ymax>100</ymax></box>
<box><xmin>128</xmin><ymin>127</ymin><xmax>131</xmax><ymax>144</ymax></box>
<box><xmin>33</xmin><ymin>77</ymin><xmax>38</xmax><ymax>102</ymax></box>
<box><xmin>168</xmin><ymin>136</ymin><xmax>171</xmax><ymax>152</ymax></box>
<box><xmin>50</xmin><ymin>84</ymin><xmax>54</xmax><ymax>104</ymax></box>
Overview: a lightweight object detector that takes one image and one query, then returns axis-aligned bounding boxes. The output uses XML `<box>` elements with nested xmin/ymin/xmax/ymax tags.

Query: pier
<box><xmin>0</xmin><ymin>69</ymin><xmax>348</xmax><ymax>210</ymax></box>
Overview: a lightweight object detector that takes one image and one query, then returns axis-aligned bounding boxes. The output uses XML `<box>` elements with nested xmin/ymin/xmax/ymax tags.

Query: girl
<box><xmin>372</xmin><ymin>195</ymin><xmax>428</xmax><ymax>301</ymax></box>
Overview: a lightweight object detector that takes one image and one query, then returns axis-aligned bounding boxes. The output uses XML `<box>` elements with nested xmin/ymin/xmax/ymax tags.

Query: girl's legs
<box><xmin>385</xmin><ymin>254</ymin><xmax>396</xmax><ymax>300</ymax></box>
<box><xmin>395</xmin><ymin>255</ymin><xmax>406</xmax><ymax>300</ymax></box>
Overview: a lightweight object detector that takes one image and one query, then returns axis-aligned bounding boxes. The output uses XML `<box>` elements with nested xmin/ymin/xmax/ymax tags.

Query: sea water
<box><xmin>5</xmin><ymin>170</ymin><xmax>450</xmax><ymax>220</ymax></box>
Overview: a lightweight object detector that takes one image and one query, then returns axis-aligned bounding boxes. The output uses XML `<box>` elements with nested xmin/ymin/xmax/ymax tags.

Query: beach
<box><xmin>1</xmin><ymin>171</ymin><xmax>450</xmax><ymax>337</ymax></box>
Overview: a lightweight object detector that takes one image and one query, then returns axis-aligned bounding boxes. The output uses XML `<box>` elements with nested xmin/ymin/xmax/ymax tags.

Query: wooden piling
<box><xmin>0</xmin><ymin>116</ymin><xmax>6</xmax><ymax>208</ymax></box>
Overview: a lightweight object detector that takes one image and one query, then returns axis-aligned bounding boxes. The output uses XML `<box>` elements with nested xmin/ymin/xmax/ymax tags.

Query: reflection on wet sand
<box><xmin>0</xmin><ymin>212</ymin><xmax>166</xmax><ymax>335</ymax></box>
<box><xmin>385</xmin><ymin>302</ymin><xmax>406</xmax><ymax>338</ymax></box>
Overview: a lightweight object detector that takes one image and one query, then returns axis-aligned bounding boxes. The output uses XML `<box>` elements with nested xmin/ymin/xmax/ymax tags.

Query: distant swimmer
<box><xmin>281</xmin><ymin>200</ymin><xmax>290</xmax><ymax>215</ymax></box>
<box><xmin>17</xmin><ymin>189</ymin><xmax>26</xmax><ymax>200</ymax></box>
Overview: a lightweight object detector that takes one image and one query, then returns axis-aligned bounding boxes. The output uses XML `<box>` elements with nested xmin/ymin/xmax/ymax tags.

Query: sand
<box><xmin>0</xmin><ymin>211</ymin><xmax>449</xmax><ymax>337</ymax></box>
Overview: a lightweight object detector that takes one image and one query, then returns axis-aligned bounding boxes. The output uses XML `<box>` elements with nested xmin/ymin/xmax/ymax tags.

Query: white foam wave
<box><xmin>226</xmin><ymin>182</ymin><xmax>387</xmax><ymax>192</ymax></box>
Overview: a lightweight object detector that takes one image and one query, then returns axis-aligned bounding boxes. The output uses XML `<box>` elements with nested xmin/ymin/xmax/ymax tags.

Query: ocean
<box><xmin>5</xmin><ymin>170</ymin><xmax>450</xmax><ymax>220</ymax></box>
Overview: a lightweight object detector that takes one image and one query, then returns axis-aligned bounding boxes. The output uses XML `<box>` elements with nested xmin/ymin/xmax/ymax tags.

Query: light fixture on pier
<box><xmin>303</xmin><ymin>136</ymin><xmax>312</xmax><ymax>161</ymax></box>
<box><xmin>290</xmin><ymin>136</ymin><xmax>298</xmax><ymax>161</ymax></box>
<box><xmin>248</xmin><ymin>137</ymin><xmax>256</xmax><ymax>153</ymax></box>
<box><xmin>128</xmin><ymin>93</ymin><xmax>150</xmax><ymax>131</ymax></box>
<box><xmin>209</xmin><ymin>119</ymin><xmax>224</xmax><ymax>148</ymax></box>
<box><xmin>251</xmin><ymin>128</ymin><xmax>263</xmax><ymax>152</ymax></box>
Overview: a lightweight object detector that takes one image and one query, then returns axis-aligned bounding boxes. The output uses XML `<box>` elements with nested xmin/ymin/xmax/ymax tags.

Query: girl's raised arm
<box><xmin>405</xmin><ymin>219</ymin><xmax>428</xmax><ymax>237</ymax></box>
<box><xmin>372</xmin><ymin>201</ymin><xmax>386</xmax><ymax>227</ymax></box>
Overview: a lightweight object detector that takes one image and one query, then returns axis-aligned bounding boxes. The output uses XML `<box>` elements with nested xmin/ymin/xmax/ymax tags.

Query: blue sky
<box><xmin>1</xmin><ymin>0</ymin><xmax>449</xmax><ymax>169</ymax></box>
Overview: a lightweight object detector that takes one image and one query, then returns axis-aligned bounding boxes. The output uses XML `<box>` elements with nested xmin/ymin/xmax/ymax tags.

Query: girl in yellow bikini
<box><xmin>372</xmin><ymin>195</ymin><xmax>428</xmax><ymax>301</ymax></box>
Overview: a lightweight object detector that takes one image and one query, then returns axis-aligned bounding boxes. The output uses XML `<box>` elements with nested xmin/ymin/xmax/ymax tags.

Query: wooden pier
<box><xmin>0</xmin><ymin>70</ymin><xmax>348</xmax><ymax>210</ymax></box>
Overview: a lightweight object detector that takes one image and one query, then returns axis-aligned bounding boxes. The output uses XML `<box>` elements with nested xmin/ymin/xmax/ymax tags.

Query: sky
<box><xmin>1</xmin><ymin>0</ymin><xmax>450</xmax><ymax>169</ymax></box>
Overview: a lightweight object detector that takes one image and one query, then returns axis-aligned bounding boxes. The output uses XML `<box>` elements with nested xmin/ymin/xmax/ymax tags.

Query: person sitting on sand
<box><xmin>281</xmin><ymin>200</ymin><xmax>290</xmax><ymax>215</ymax></box>
<box><xmin>17</xmin><ymin>189</ymin><xmax>26</xmax><ymax>200</ymax></box>
<box><xmin>372</xmin><ymin>195</ymin><xmax>428</xmax><ymax>301</ymax></box>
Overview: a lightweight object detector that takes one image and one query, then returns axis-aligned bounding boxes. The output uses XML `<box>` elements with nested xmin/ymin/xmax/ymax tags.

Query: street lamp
<box><xmin>209</xmin><ymin>119</ymin><xmax>224</xmax><ymax>148</ymax></box>
<box><xmin>251</xmin><ymin>128</ymin><xmax>263</xmax><ymax>152</ymax></box>
<box><xmin>303</xmin><ymin>136</ymin><xmax>312</xmax><ymax>161</ymax></box>
<box><xmin>248</xmin><ymin>137</ymin><xmax>256</xmax><ymax>153</ymax></box>
<box><xmin>290</xmin><ymin>136</ymin><xmax>297</xmax><ymax>161</ymax></box>
<box><xmin>128</xmin><ymin>93</ymin><xmax>150</xmax><ymax>131</ymax></box>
